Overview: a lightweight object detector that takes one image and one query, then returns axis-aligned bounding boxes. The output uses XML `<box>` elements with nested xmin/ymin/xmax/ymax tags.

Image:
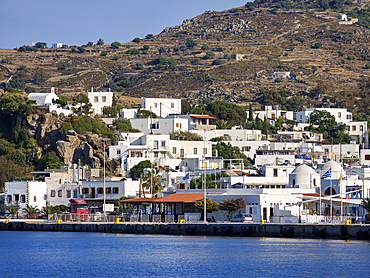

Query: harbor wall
<box><xmin>1</xmin><ymin>221</ymin><xmax>370</xmax><ymax>240</ymax></box>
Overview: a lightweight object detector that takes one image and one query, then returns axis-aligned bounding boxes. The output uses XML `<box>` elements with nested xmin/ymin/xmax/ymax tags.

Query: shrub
<box><xmin>111</xmin><ymin>41</ymin><xmax>121</xmax><ymax>49</ymax></box>
<box><xmin>100</xmin><ymin>51</ymin><xmax>108</xmax><ymax>56</ymax></box>
<box><xmin>132</xmin><ymin>37</ymin><xmax>141</xmax><ymax>43</ymax></box>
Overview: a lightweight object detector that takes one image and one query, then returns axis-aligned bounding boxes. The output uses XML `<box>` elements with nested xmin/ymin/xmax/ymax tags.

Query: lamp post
<box><xmin>203</xmin><ymin>129</ymin><xmax>207</xmax><ymax>223</ymax></box>
<box><xmin>103</xmin><ymin>138</ymin><xmax>106</xmax><ymax>219</ymax></box>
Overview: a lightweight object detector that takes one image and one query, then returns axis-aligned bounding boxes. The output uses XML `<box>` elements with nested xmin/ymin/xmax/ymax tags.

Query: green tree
<box><xmin>126</xmin><ymin>48</ymin><xmax>140</xmax><ymax>55</ymax></box>
<box><xmin>111</xmin><ymin>41</ymin><xmax>121</xmax><ymax>49</ymax></box>
<box><xmin>100</xmin><ymin>51</ymin><xmax>108</xmax><ymax>56</ymax></box>
<box><xmin>72</xmin><ymin>93</ymin><xmax>92</xmax><ymax>115</ymax></box>
<box><xmin>218</xmin><ymin>197</ymin><xmax>247</xmax><ymax>220</ymax></box>
<box><xmin>145</xmin><ymin>34</ymin><xmax>153</xmax><ymax>39</ymax></box>
<box><xmin>39</xmin><ymin>151</ymin><xmax>65</xmax><ymax>170</ymax></box>
<box><xmin>34</xmin><ymin>42</ymin><xmax>47</xmax><ymax>48</ymax></box>
<box><xmin>195</xmin><ymin>198</ymin><xmax>219</xmax><ymax>220</ymax></box>
<box><xmin>2</xmin><ymin>205</ymin><xmax>21</xmax><ymax>219</ymax></box>
<box><xmin>130</xmin><ymin>160</ymin><xmax>152</xmax><ymax>179</ymax></box>
<box><xmin>201</xmin><ymin>44</ymin><xmax>209</xmax><ymax>50</ymax></box>
<box><xmin>24</xmin><ymin>204</ymin><xmax>39</xmax><ymax>219</ymax></box>
<box><xmin>212</xmin><ymin>142</ymin><xmax>253</xmax><ymax>166</ymax></box>
<box><xmin>97</xmin><ymin>38</ymin><xmax>104</xmax><ymax>45</ymax></box>
<box><xmin>113</xmin><ymin>118</ymin><xmax>140</xmax><ymax>132</ymax></box>
<box><xmin>361</xmin><ymin>198</ymin><xmax>370</xmax><ymax>214</ymax></box>
<box><xmin>132</xmin><ymin>38</ymin><xmax>141</xmax><ymax>43</ymax></box>
<box><xmin>141</xmin><ymin>167</ymin><xmax>165</xmax><ymax>195</ymax></box>
<box><xmin>186</xmin><ymin>38</ymin><xmax>197</xmax><ymax>49</ymax></box>
<box><xmin>248</xmin><ymin>104</ymin><xmax>253</xmax><ymax>121</ymax></box>
<box><xmin>309</xmin><ymin>110</ymin><xmax>337</xmax><ymax>134</ymax></box>
<box><xmin>204</xmin><ymin>51</ymin><xmax>215</xmax><ymax>59</ymax></box>
<box><xmin>143</xmin><ymin>45</ymin><xmax>150</xmax><ymax>50</ymax></box>
<box><xmin>169</xmin><ymin>130</ymin><xmax>203</xmax><ymax>141</ymax></box>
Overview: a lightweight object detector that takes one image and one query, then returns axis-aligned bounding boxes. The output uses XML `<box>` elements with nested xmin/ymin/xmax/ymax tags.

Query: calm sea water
<box><xmin>0</xmin><ymin>231</ymin><xmax>369</xmax><ymax>278</ymax></box>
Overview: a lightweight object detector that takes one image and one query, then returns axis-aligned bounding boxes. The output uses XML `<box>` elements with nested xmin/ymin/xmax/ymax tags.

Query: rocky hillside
<box><xmin>2</xmin><ymin>0</ymin><xmax>370</xmax><ymax>113</ymax></box>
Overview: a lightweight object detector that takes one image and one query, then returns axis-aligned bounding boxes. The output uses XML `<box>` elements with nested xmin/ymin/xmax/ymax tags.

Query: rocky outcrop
<box><xmin>23</xmin><ymin>111</ymin><xmax>111</xmax><ymax>168</ymax></box>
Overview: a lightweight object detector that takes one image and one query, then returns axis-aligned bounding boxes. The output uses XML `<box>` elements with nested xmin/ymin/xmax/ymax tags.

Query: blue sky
<box><xmin>0</xmin><ymin>0</ymin><xmax>249</xmax><ymax>49</ymax></box>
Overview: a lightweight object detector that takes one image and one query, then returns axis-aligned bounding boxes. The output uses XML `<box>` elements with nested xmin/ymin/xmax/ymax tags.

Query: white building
<box><xmin>248</xmin><ymin>105</ymin><xmax>294</xmax><ymax>125</ymax></box>
<box><xmin>46</xmin><ymin>183</ymin><xmax>80</xmax><ymax>207</ymax></box>
<box><xmin>4</xmin><ymin>181</ymin><xmax>47</xmax><ymax>216</ymax></box>
<box><xmin>190</xmin><ymin>129</ymin><xmax>262</xmax><ymax>141</ymax></box>
<box><xmin>130</xmin><ymin>117</ymin><xmax>188</xmax><ymax>134</ymax></box>
<box><xmin>296</xmin><ymin>108</ymin><xmax>352</xmax><ymax>125</ymax></box>
<box><xmin>166</xmin><ymin>114</ymin><xmax>217</xmax><ymax>130</ymax></box>
<box><xmin>141</xmin><ymin>97</ymin><xmax>181</xmax><ymax>118</ymax></box>
<box><xmin>120</xmin><ymin>108</ymin><xmax>138</xmax><ymax>119</ymax></box>
<box><xmin>28</xmin><ymin>88</ymin><xmax>59</xmax><ymax>105</ymax></box>
<box><xmin>52</xmin><ymin>43</ymin><xmax>63</xmax><ymax>48</ymax></box>
<box><xmin>84</xmin><ymin>88</ymin><xmax>113</xmax><ymax>116</ymax></box>
<box><xmin>109</xmin><ymin>133</ymin><xmax>212</xmax><ymax>176</ymax></box>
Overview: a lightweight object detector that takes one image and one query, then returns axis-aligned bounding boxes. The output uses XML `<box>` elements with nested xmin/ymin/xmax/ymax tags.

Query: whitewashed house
<box><xmin>84</xmin><ymin>88</ymin><xmax>113</xmax><ymax>116</ymax></box>
<box><xmin>141</xmin><ymin>97</ymin><xmax>181</xmax><ymax>118</ymax></box>
<box><xmin>120</xmin><ymin>108</ymin><xmax>138</xmax><ymax>119</ymax></box>
<box><xmin>166</xmin><ymin>114</ymin><xmax>216</xmax><ymax>130</ymax></box>
<box><xmin>130</xmin><ymin>117</ymin><xmax>188</xmax><ymax>134</ymax></box>
<box><xmin>4</xmin><ymin>181</ymin><xmax>47</xmax><ymax>216</ymax></box>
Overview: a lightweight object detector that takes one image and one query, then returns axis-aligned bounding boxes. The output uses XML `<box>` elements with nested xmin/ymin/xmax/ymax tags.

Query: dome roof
<box><xmin>292</xmin><ymin>164</ymin><xmax>316</xmax><ymax>175</ymax></box>
<box><xmin>322</xmin><ymin>160</ymin><xmax>343</xmax><ymax>172</ymax></box>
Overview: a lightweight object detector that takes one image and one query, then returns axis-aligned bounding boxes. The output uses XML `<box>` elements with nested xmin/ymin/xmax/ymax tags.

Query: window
<box><xmin>352</xmin><ymin>125</ymin><xmax>356</xmax><ymax>131</ymax></box>
<box><xmin>14</xmin><ymin>194</ymin><xmax>19</xmax><ymax>202</ymax></box>
<box><xmin>117</xmin><ymin>149</ymin><xmax>121</xmax><ymax>155</ymax></box>
<box><xmin>113</xmin><ymin>187</ymin><xmax>119</xmax><ymax>194</ymax></box>
<box><xmin>180</xmin><ymin>123</ymin><xmax>182</xmax><ymax>129</ymax></box>
<box><xmin>154</xmin><ymin>103</ymin><xmax>158</xmax><ymax>108</ymax></box>
<box><xmin>273</xmin><ymin>168</ymin><xmax>278</xmax><ymax>177</ymax></box>
<box><xmin>338</xmin><ymin>112</ymin><xmax>341</xmax><ymax>118</ymax></box>
<box><xmin>194</xmin><ymin>148</ymin><xmax>197</xmax><ymax>154</ymax></box>
<box><xmin>73</xmin><ymin>190</ymin><xmax>78</xmax><ymax>198</ymax></box>
<box><xmin>102</xmin><ymin>96</ymin><xmax>106</xmax><ymax>102</ymax></box>
<box><xmin>97</xmin><ymin>188</ymin><xmax>103</xmax><ymax>194</ymax></box>
<box><xmin>67</xmin><ymin>190</ymin><xmax>71</xmax><ymax>198</ymax></box>
<box><xmin>161</xmin><ymin>140</ymin><xmax>166</xmax><ymax>147</ymax></box>
<box><xmin>51</xmin><ymin>190</ymin><xmax>56</xmax><ymax>197</ymax></box>
<box><xmin>21</xmin><ymin>195</ymin><xmax>26</xmax><ymax>203</ymax></box>
<box><xmin>34</xmin><ymin>196</ymin><xmax>37</xmax><ymax>202</ymax></box>
<box><xmin>58</xmin><ymin>190</ymin><xmax>62</xmax><ymax>197</ymax></box>
<box><xmin>106</xmin><ymin>187</ymin><xmax>112</xmax><ymax>194</ymax></box>
<box><xmin>7</xmin><ymin>195</ymin><xmax>12</xmax><ymax>203</ymax></box>
<box><xmin>94</xmin><ymin>96</ymin><xmax>99</xmax><ymax>102</ymax></box>
<box><xmin>176</xmin><ymin>123</ymin><xmax>179</xmax><ymax>127</ymax></box>
<box><xmin>242</xmin><ymin>146</ymin><xmax>251</xmax><ymax>151</ymax></box>
<box><xmin>365</xmin><ymin>155</ymin><xmax>370</xmax><ymax>160</ymax></box>
<box><xmin>313</xmin><ymin>179</ymin><xmax>316</xmax><ymax>187</ymax></box>
<box><xmin>203</xmin><ymin>148</ymin><xmax>207</xmax><ymax>154</ymax></box>
<box><xmin>173</xmin><ymin>147</ymin><xmax>176</xmax><ymax>154</ymax></box>
<box><xmin>361</xmin><ymin>125</ymin><xmax>364</xmax><ymax>131</ymax></box>
<box><xmin>292</xmin><ymin>179</ymin><xmax>295</xmax><ymax>187</ymax></box>
<box><xmin>347</xmin><ymin>114</ymin><xmax>352</xmax><ymax>120</ymax></box>
<box><xmin>172</xmin><ymin>179</ymin><xmax>175</xmax><ymax>186</ymax></box>
<box><xmin>154</xmin><ymin>152</ymin><xmax>158</xmax><ymax>158</ymax></box>
<box><xmin>171</xmin><ymin>103</ymin><xmax>174</xmax><ymax>108</ymax></box>
<box><xmin>82</xmin><ymin>188</ymin><xmax>89</xmax><ymax>194</ymax></box>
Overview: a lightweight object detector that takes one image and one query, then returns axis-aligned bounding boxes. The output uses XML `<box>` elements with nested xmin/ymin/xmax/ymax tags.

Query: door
<box><xmin>180</xmin><ymin>149</ymin><xmax>185</xmax><ymax>158</ymax></box>
<box><xmin>91</xmin><ymin>188</ymin><xmax>95</xmax><ymax>198</ymax></box>
<box><xmin>263</xmin><ymin>207</ymin><xmax>267</xmax><ymax>221</ymax></box>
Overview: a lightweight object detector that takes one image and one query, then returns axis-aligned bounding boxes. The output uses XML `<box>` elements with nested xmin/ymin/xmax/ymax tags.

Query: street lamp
<box><xmin>203</xmin><ymin>129</ymin><xmax>207</xmax><ymax>223</ymax></box>
<box><xmin>103</xmin><ymin>138</ymin><xmax>106</xmax><ymax>220</ymax></box>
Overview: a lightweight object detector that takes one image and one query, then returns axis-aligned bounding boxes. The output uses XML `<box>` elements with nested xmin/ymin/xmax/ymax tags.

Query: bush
<box><xmin>312</xmin><ymin>42</ymin><xmax>322</xmax><ymax>49</ymax></box>
<box><xmin>191</xmin><ymin>57</ymin><xmax>201</xmax><ymax>65</ymax></box>
<box><xmin>201</xmin><ymin>44</ymin><xmax>209</xmax><ymax>50</ymax></box>
<box><xmin>275</xmin><ymin>78</ymin><xmax>283</xmax><ymax>83</ymax></box>
<box><xmin>100</xmin><ymin>51</ymin><xmax>108</xmax><ymax>56</ymax></box>
<box><xmin>212</xmin><ymin>59</ymin><xmax>223</xmax><ymax>65</ymax></box>
<box><xmin>145</xmin><ymin>34</ymin><xmax>153</xmax><ymax>39</ymax></box>
<box><xmin>111</xmin><ymin>41</ymin><xmax>121</xmax><ymax>49</ymax></box>
<box><xmin>204</xmin><ymin>51</ymin><xmax>215</xmax><ymax>59</ymax></box>
<box><xmin>143</xmin><ymin>45</ymin><xmax>150</xmax><ymax>50</ymax></box>
<box><xmin>126</xmin><ymin>48</ymin><xmax>140</xmax><ymax>55</ymax></box>
<box><xmin>132</xmin><ymin>37</ymin><xmax>141</xmax><ymax>43</ymax></box>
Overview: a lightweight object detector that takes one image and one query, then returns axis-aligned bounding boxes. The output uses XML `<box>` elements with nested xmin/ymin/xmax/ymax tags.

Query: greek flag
<box><xmin>321</xmin><ymin>168</ymin><xmax>331</xmax><ymax>179</ymax></box>
<box><xmin>182</xmin><ymin>173</ymin><xmax>189</xmax><ymax>180</ymax></box>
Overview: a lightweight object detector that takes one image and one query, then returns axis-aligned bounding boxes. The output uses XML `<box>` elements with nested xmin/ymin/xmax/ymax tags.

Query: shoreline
<box><xmin>1</xmin><ymin>221</ymin><xmax>369</xmax><ymax>240</ymax></box>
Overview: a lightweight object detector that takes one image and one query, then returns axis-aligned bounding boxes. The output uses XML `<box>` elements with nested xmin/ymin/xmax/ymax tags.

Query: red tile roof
<box><xmin>191</xmin><ymin>115</ymin><xmax>217</xmax><ymax>120</ymax></box>
<box><xmin>119</xmin><ymin>198</ymin><xmax>157</xmax><ymax>203</ymax></box>
<box><xmin>153</xmin><ymin>193</ymin><xmax>222</xmax><ymax>203</ymax></box>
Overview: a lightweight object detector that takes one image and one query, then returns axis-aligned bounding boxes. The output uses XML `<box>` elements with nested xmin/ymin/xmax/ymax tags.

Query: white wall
<box><xmin>85</xmin><ymin>90</ymin><xmax>113</xmax><ymax>116</ymax></box>
<box><xmin>141</xmin><ymin>98</ymin><xmax>181</xmax><ymax>117</ymax></box>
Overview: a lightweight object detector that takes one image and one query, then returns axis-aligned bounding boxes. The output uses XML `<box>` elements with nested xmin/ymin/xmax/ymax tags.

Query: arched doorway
<box><xmin>324</xmin><ymin>187</ymin><xmax>336</xmax><ymax>195</ymax></box>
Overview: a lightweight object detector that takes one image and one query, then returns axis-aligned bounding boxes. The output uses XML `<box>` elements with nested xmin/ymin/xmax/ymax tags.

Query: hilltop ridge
<box><xmin>2</xmin><ymin>1</ymin><xmax>370</xmax><ymax>113</ymax></box>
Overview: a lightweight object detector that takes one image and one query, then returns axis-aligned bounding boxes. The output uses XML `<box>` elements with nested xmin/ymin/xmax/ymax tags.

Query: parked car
<box><xmin>230</xmin><ymin>214</ymin><xmax>253</xmax><ymax>222</ymax></box>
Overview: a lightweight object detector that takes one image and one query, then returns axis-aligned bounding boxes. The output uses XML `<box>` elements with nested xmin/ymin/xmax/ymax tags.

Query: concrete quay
<box><xmin>1</xmin><ymin>221</ymin><xmax>370</xmax><ymax>240</ymax></box>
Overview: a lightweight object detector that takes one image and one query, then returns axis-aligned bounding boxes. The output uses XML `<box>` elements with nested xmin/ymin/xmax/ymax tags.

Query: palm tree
<box><xmin>361</xmin><ymin>198</ymin><xmax>370</xmax><ymax>214</ymax></box>
<box><xmin>24</xmin><ymin>205</ymin><xmax>39</xmax><ymax>219</ymax></box>
<box><xmin>2</xmin><ymin>205</ymin><xmax>20</xmax><ymax>219</ymax></box>
<box><xmin>141</xmin><ymin>167</ymin><xmax>166</xmax><ymax>196</ymax></box>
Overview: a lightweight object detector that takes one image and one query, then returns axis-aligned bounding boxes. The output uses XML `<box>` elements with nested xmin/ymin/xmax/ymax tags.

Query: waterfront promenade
<box><xmin>1</xmin><ymin>219</ymin><xmax>369</xmax><ymax>240</ymax></box>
